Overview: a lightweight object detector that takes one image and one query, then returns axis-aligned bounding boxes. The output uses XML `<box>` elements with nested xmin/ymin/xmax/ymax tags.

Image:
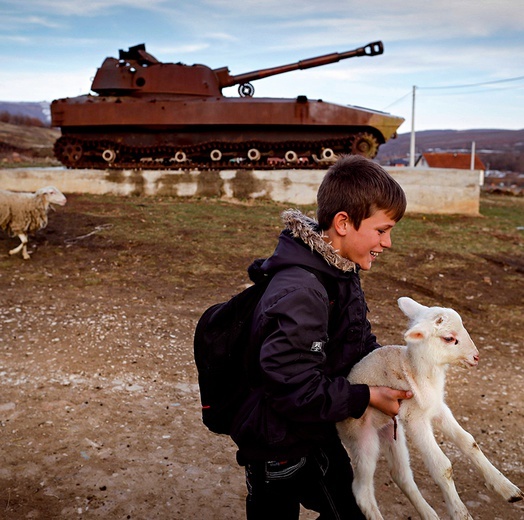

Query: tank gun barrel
<box><xmin>216</xmin><ymin>41</ymin><xmax>383</xmax><ymax>89</ymax></box>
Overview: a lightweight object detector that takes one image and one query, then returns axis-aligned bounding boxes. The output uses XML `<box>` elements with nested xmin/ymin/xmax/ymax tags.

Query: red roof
<box><xmin>419</xmin><ymin>152</ymin><xmax>485</xmax><ymax>170</ymax></box>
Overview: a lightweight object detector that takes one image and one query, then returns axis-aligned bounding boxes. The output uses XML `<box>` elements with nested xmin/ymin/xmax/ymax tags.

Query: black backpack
<box><xmin>193</xmin><ymin>260</ymin><xmax>336</xmax><ymax>435</ymax></box>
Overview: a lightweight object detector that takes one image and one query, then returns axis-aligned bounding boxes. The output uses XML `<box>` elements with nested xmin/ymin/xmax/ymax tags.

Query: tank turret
<box><xmin>91</xmin><ymin>42</ymin><xmax>383</xmax><ymax>98</ymax></box>
<box><xmin>51</xmin><ymin>42</ymin><xmax>404</xmax><ymax>170</ymax></box>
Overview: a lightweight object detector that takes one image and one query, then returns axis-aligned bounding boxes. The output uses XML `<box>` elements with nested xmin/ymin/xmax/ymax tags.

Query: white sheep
<box><xmin>0</xmin><ymin>186</ymin><xmax>67</xmax><ymax>259</ymax></box>
<box><xmin>337</xmin><ymin>297</ymin><xmax>523</xmax><ymax>520</ymax></box>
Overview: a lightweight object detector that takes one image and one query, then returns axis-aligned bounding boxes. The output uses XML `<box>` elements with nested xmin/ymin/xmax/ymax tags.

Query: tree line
<box><xmin>0</xmin><ymin>111</ymin><xmax>47</xmax><ymax>127</ymax></box>
<box><xmin>480</xmin><ymin>151</ymin><xmax>524</xmax><ymax>173</ymax></box>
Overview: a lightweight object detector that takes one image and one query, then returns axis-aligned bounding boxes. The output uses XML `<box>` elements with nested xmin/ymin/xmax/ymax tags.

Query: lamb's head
<box><xmin>398</xmin><ymin>297</ymin><xmax>479</xmax><ymax>368</ymax></box>
<box><xmin>36</xmin><ymin>186</ymin><xmax>67</xmax><ymax>207</ymax></box>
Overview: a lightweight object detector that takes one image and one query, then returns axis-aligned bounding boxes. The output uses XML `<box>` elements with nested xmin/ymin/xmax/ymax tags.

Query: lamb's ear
<box><xmin>398</xmin><ymin>297</ymin><xmax>427</xmax><ymax>319</ymax></box>
<box><xmin>404</xmin><ymin>324</ymin><xmax>428</xmax><ymax>343</ymax></box>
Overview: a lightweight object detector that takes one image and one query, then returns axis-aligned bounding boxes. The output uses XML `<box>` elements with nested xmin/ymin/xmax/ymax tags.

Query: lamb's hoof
<box><xmin>509</xmin><ymin>493</ymin><xmax>523</xmax><ymax>503</ymax></box>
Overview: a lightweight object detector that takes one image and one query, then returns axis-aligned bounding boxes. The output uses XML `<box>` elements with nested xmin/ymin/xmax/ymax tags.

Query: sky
<box><xmin>1</xmin><ymin>0</ymin><xmax>523</xmax><ymax>133</ymax></box>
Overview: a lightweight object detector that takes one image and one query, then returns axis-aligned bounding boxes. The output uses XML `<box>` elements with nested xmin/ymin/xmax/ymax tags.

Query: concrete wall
<box><xmin>0</xmin><ymin>166</ymin><xmax>483</xmax><ymax>215</ymax></box>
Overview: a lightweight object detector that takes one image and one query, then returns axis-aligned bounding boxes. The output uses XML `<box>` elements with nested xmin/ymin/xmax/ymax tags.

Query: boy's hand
<box><xmin>368</xmin><ymin>386</ymin><xmax>413</xmax><ymax>418</ymax></box>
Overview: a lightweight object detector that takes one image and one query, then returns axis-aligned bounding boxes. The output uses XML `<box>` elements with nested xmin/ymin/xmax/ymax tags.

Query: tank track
<box><xmin>54</xmin><ymin>133</ymin><xmax>379</xmax><ymax>170</ymax></box>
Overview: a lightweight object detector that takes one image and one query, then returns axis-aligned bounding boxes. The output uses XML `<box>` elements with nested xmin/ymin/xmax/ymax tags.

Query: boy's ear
<box><xmin>333</xmin><ymin>211</ymin><xmax>350</xmax><ymax>236</ymax></box>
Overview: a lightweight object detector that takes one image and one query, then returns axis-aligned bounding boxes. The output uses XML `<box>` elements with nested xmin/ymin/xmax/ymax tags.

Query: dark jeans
<box><xmin>240</xmin><ymin>439</ymin><xmax>366</xmax><ymax>520</ymax></box>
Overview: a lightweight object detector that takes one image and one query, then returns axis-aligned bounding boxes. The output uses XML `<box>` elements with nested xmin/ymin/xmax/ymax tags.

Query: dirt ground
<box><xmin>0</xmin><ymin>193</ymin><xmax>523</xmax><ymax>520</ymax></box>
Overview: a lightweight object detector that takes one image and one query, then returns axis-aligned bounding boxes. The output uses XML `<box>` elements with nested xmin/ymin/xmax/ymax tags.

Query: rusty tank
<box><xmin>51</xmin><ymin>42</ymin><xmax>404</xmax><ymax>170</ymax></box>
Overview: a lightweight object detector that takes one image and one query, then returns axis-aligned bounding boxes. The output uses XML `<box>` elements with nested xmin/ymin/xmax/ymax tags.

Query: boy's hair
<box><xmin>316</xmin><ymin>155</ymin><xmax>406</xmax><ymax>230</ymax></box>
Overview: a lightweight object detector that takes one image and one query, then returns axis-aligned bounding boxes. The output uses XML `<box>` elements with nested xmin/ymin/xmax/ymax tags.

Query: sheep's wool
<box><xmin>0</xmin><ymin>191</ymin><xmax>50</xmax><ymax>236</ymax></box>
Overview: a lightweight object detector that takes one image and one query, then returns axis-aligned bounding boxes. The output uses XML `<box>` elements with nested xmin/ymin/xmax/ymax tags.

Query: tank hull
<box><xmin>51</xmin><ymin>95</ymin><xmax>404</xmax><ymax>169</ymax></box>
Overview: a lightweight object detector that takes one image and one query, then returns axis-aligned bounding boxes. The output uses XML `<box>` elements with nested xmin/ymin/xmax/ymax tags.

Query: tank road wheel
<box><xmin>174</xmin><ymin>150</ymin><xmax>187</xmax><ymax>163</ymax></box>
<box><xmin>55</xmin><ymin>137</ymin><xmax>83</xmax><ymax>166</ymax></box>
<box><xmin>321</xmin><ymin>148</ymin><xmax>336</xmax><ymax>161</ymax></box>
<box><xmin>102</xmin><ymin>149</ymin><xmax>117</xmax><ymax>164</ymax></box>
<box><xmin>210</xmin><ymin>149</ymin><xmax>222</xmax><ymax>162</ymax></box>
<box><xmin>284</xmin><ymin>150</ymin><xmax>299</xmax><ymax>163</ymax></box>
<box><xmin>352</xmin><ymin>133</ymin><xmax>379</xmax><ymax>158</ymax></box>
<box><xmin>247</xmin><ymin>148</ymin><xmax>261</xmax><ymax>161</ymax></box>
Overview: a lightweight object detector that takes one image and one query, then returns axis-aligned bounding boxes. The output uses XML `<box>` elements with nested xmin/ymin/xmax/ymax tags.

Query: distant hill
<box><xmin>376</xmin><ymin>128</ymin><xmax>524</xmax><ymax>162</ymax></box>
<box><xmin>0</xmin><ymin>121</ymin><xmax>60</xmax><ymax>165</ymax></box>
<box><xmin>0</xmin><ymin>121</ymin><xmax>59</xmax><ymax>149</ymax></box>
<box><xmin>0</xmin><ymin>101</ymin><xmax>51</xmax><ymax>125</ymax></box>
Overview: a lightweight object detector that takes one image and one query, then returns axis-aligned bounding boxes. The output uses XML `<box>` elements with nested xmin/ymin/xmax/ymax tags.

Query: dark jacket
<box><xmin>231</xmin><ymin>209</ymin><xmax>380</xmax><ymax>461</ymax></box>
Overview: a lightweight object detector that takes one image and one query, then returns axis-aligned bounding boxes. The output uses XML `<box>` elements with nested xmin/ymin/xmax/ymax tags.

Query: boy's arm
<box><xmin>258</xmin><ymin>284</ymin><xmax>370</xmax><ymax>422</ymax></box>
<box><xmin>369</xmin><ymin>386</ymin><xmax>413</xmax><ymax>417</ymax></box>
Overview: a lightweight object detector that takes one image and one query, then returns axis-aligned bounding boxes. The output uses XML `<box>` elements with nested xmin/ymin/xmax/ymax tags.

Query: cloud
<box><xmin>25</xmin><ymin>15</ymin><xmax>62</xmax><ymax>29</ymax></box>
<box><xmin>0</xmin><ymin>69</ymin><xmax>95</xmax><ymax>102</ymax></box>
<box><xmin>0</xmin><ymin>34</ymin><xmax>30</xmax><ymax>44</ymax></box>
<box><xmin>0</xmin><ymin>15</ymin><xmax>61</xmax><ymax>32</ymax></box>
<box><xmin>2</xmin><ymin>0</ymin><xmax>169</xmax><ymax>17</ymax></box>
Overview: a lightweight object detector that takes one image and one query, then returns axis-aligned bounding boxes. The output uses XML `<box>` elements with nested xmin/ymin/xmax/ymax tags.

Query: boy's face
<box><xmin>338</xmin><ymin>209</ymin><xmax>397</xmax><ymax>270</ymax></box>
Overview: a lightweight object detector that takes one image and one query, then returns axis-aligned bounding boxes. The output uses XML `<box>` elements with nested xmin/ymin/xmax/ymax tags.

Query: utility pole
<box><xmin>409</xmin><ymin>85</ymin><xmax>416</xmax><ymax>167</ymax></box>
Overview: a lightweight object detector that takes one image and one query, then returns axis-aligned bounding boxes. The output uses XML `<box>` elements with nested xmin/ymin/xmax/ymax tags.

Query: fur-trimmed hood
<box><xmin>280</xmin><ymin>209</ymin><xmax>357</xmax><ymax>273</ymax></box>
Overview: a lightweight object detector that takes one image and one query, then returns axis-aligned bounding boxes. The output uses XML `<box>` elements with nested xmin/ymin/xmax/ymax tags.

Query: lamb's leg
<box><xmin>381</xmin><ymin>421</ymin><xmax>440</xmax><ymax>520</ymax></box>
<box><xmin>405</xmin><ymin>416</ymin><xmax>473</xmax><ymax>520</ymax></box>
<box><xmin>338</xmin><ymin>416</ymin><xmax>385</xmax><ymax>520</ymax></box>
<box><xmin>9</xmin><ymin>234</ymin><xmax>30</xmax><ymax>260</ymax></box>
<box><xmin>437</xmin><ymin>404</ymin><xmax>523</xmax><ymax>502</ymax></box>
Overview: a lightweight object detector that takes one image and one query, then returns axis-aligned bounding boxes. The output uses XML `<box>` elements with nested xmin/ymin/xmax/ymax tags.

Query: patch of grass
<box><xmin>2</xmin><ymin>193</ymin><xmax>522</xmax><ymax>303</ymax></box>
<box><xmin>388</xmin><ymin>194</ymin><xmax>523</xmax><ymax>258</ymax></box>
<box><xmin>70</xmin><ymin>192</ymin><xmax>524</xmax><ymax>269</ymax></box>
<box><xmin>95</xmin><ymin>197</ymin><xmax>285</xmax><ymax>259</ymax></box>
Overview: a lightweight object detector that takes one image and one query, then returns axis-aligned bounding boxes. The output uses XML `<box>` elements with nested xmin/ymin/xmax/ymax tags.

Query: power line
<box><xmin>418</xmin><ymin>83</ymin><xmax>524</xmax><ymax>97</ymax></box>
<box><xmin>418</xmin><ymin>75</ymin><xmax>524</xmax><ymax>90</ymax></box>
<box><xmin>382</xmin><ymin>91</ymin><xmax>411</xmax><ymax>110</ymax></box>
<box><xmin>382</xmin><ymin>75</ymin><xmax>524</xmax><ymax>110</ymax></box>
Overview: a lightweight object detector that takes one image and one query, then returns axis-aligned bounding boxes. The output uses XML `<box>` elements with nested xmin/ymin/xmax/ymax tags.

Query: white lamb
<box><xmin>337</xmin><ymin>296</ymin><xmax>523</xmax><ymax>520</ymax></box>
<box><xmin>0</xmin><ymin>186</ymin><xmax>67</xmax><ymax>259</ymax></box>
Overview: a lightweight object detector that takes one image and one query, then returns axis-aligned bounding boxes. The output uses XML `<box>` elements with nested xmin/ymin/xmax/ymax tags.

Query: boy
<box><xmin>230</xmin><ymin>155</ymin><xmax>412</xmax><ymax>519</ymax></box>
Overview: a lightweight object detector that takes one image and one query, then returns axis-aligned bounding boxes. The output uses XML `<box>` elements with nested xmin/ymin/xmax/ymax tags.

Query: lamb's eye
<box><xmin>443</xmin><ymin>336</ymin><xmax>456</xmax><ymax>344</ymax></box>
